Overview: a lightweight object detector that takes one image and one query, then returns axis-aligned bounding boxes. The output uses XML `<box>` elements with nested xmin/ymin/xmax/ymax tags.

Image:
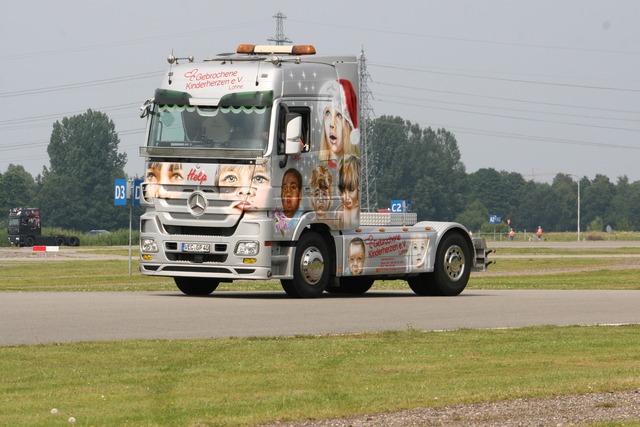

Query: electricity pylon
<box><xmin>267</xmin><ymin>12</ymin><xmax>292</xmax><ymax>45</ymax></box>
<box><xmin>358</xmin><ymin>45</ymin><xmax>378</xmax><ymax>212</ymax></box>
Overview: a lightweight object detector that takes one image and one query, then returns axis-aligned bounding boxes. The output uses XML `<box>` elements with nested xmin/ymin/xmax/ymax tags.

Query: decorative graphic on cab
<box><xmin>143</xmin><ymin>161</ymin><xmax>273</xmax><ymax>215</ymax></box>
<box><xmin>342</xmin><ymin>234</ymin><xmax>431</xmax><ymax>276</ymax></box>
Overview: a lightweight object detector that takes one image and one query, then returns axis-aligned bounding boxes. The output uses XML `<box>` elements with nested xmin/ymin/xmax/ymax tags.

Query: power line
<box><xmin>374</xmin><ymin>82</ymin><xmax>640</xmax><ymax>115</ymax></box>
<box><xmin>371</xmin><ymin>63</ymin><xmax>640</xmax><ymax>93</ymax></box>
<box><xmin>0</xmin><ymin>72</ymin><xmax>164</xmax><ymax>98</ymax></box>
<box><xmin>375</xmin><ymin>97</ymin><xmax>640</xmax><ymax>133</ymax></box>
<box><xmin>369</xmin><ymin>115</ymin><xmax>640</xmax><ymax>152</ymax></box>
<box><xmin>452</xmin><ymin>126</ymin><xmax>640</xmax><ymax>151</ymax></box>
<box><xmin>288</xmin><ymin>19</ymin><xmax>640</xmax><ymax>56</ymax></box>
<box><xmin>0</xmin><ymin>103</ymin><xmax>140</xmax><ymax>126</ymax></box>
<box><xmin>1</xmin><ymin>20</ymin><xmax>270</xmax><ymax>62</ymax></box>
<box><xmin>375</xmin><ymin>92</ymin><xmax>640</xmax><ymax>123</ymax></box>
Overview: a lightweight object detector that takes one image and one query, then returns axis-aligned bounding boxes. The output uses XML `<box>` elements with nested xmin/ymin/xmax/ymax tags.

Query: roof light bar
<box><xmin>236</xmin><ymin>44</ymin><xmax>316</xmax><ymax>55</ymax></box>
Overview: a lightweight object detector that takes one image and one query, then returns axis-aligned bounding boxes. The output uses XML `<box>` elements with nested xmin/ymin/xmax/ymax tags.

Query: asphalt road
<box><xmin>2</xmin><ymin>289</ymin><xmax>639</xmax><ymax>346</ymax></box>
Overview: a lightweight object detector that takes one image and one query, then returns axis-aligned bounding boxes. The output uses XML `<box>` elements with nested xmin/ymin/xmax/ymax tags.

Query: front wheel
<box><xmin>281</xmin><ymin>231</ymin><xmax>330</xmax><ymax>298</ymax></box>
<box><xmin>408</xmin><ymin>232</ymin><xmax>471</xmax><ymax>296</ymax></box>
<box><xmin>174</xmin><ymin>277</ymin><xmax>220</xmax><ymax>296</ymax></box>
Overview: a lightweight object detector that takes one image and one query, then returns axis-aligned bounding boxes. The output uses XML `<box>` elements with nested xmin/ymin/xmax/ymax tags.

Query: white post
<box><xmin>128</xmin><ymin>179</ymin><xmax>133</xmax><ymax>276</ymax></box>
<box><xmin>569</xmin><ymin>174</ymin><xmax>581</xmax><ymax>241</ymax></box>
<box><xmin>577</xmin><ymin>179</ymin><xmax>581</xmax><ymax>241</ymax></box>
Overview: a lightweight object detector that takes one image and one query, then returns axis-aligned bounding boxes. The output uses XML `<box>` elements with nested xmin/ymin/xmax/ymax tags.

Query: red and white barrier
<box><xmin>32</xmin><ymin>246</ymin><xmax>60</xmax><ymax>252</ymax></box>
<box><xmin>32</xmin><ymin>246</ymin><xmax>59</xmax><ymax>261</ymax></box>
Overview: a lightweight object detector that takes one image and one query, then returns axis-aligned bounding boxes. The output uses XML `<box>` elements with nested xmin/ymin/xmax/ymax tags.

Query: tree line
<box><xmin>370</xmin><ymin>115</ymin><xmax>640</xmax><ymax>234</ymax></box>
<box><xmin>1</xmin><ymin>111</ymin><xmax>638</xmax><ymax>233</ymax></box>
<box><xmin>0</xmin><ymin>110</ymin><xmax>141</xmax><ymax>232</ymax></box>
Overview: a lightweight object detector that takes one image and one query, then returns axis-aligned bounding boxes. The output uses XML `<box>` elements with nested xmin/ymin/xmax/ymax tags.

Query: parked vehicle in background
<box><xmin>8</xmin><ymin>207</ymin><xmax>80</xmax><ymax>247</ymax></box>
<box><xmin>87</xmin><ymin>230</ymin><xmax>111</xmax><ymax>237</ymax></box>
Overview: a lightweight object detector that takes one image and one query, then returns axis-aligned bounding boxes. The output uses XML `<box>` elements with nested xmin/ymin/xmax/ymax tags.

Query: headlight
<box><xmin>141</xmin><ymin>238</ymin><xmax>159</xmax><ymax>252</ymax></box>
<box><xmin>235</xmin><ymin>241</ymin><xmax>259</xmax><ymax>256</ymax></box>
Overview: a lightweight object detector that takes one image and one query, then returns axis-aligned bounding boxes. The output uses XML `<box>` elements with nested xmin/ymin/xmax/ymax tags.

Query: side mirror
<box><xmin>284</xmin><ymin>115</ymin><xmax>302</xmax><ymax>156</ymax></box>
<box><xmin>140</xmin><ymin>99</ymin><xmax>153</xmax><ymax>118</ymax></box>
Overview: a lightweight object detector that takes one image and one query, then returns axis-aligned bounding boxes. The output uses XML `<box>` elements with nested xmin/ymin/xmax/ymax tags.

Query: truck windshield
<box><xmin>148</xmin><ymin>105</ymin><xmax>271</xmax><ymax>150</ymax></box>
<box><xmin>9</xmin><ymin>218</ymin><xmax>19</xmax><ymax>227</ymax></box>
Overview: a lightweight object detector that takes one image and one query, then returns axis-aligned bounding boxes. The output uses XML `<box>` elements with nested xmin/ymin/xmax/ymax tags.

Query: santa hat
<box><xmin>337</xmin><ymin>79</ymin><xmax>359</xmax><ymax>144</ymax></box>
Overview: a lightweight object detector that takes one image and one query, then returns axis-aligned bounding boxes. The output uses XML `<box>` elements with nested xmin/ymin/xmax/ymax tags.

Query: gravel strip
<box><xmin>258</xmin><ymin>389</ymin><xmax>640</xmax><ymax>426</ymax></box>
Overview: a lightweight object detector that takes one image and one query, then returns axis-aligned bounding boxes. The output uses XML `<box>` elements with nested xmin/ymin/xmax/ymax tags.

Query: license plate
<box><xmin>181</xmin><ymin>243</ymin><xmax>210</xmax><ymax>253</ymax></box>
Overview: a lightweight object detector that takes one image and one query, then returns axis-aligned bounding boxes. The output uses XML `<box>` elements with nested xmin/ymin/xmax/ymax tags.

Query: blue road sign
<box><xmin>390</xmin><ymin>200</ymin><xmax>411</xmax><ymax>213</ymax></box>
<box><xmin>132</xmin><ymin>179</ymin><xmax>143</xmax><ymax>206</ymax></box>
<box><xmin>114</xmin><ymin>179</ymin><xmax>129</xmax><ymax>206</ymax></box>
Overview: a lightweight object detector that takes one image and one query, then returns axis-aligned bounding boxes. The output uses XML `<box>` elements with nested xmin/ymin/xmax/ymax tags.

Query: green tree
<box><xmin>610</xmin><ymin>175</ymin><xmax>638</xmax><ymax>231</ymax></box>
<box><xmin>37</xmin><ymin>109</ymin><xmax>128</xmax><ymax>231</ymax></box>
<box><xmin>587</xmin><ymin>216</ymin><xmax>604</xmax><ymax>232</ymax></box>
<box><xmin>550</xmin><ymin>173</ymin><xmax>580</xmax><ymax>232</ymax></box>
<box><xmin>581</xmin><ymin>174</ymin><xmax>614</xmax><ymax>229</ymax></box>
<box><xmin>515</xmin><ymin>180</ymin><xmax>556</xmax><ymax>232</ymax></box>
<box><xmin>0</xmin><ymin>164</ymin><xmax>37</xmax><ymax>212</ymax></box>
<box><xmin>370</xmin><ymin>117</ymin><xmax>465</xmax><ymax>221</ymax></box>
<box><xmin>455</xmin><ymin>199</ymin><xmax>489</xmax><ymax>232</ymax></box>
<box><xmin>465</xmin><ymin>168</ymin><xmax>527</xmax><ymax>227</ymax></box>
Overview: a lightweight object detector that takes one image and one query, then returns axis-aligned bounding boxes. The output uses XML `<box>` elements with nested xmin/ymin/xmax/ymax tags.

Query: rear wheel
<box><xmin>174</xmin><ymin>277</ymin><xmax>220</xmax><ymax>296</ymax></box>
<box><xmin>281</xmin><ymin>231</ymin><xmax>330</xmax><ymax>298</ymax></box>
<box><xmin>408</xmin><ymin>232</ymin><xmax>471</xmax><ymax>296</ymax></box>
<box><xmin>66</xmin><ymin>236</ymin><xmax>80</xmax><ymax>246</ymax></box>
<box><xmin>55</xmin><ymin>235</ymin><xmax>66</xmax><ymax>246</ymax></box>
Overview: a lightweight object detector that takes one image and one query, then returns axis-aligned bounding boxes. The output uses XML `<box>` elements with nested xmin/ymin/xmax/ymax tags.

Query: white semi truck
<box><xmin>138</xmin><ymin>44</ymin><xmax>491</xmax><ymax>298</ymax></box>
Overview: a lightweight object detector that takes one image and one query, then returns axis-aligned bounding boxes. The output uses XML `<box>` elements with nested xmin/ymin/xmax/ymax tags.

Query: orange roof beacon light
<box><xmin>236</xmin><ymin>44</ymin><xmax>256</xmax><ymax>54</ymax></box>
<box><xmin>292</xmin><ymin>45</ymin><xmax>316</xmax><ymax>55</ymax></box>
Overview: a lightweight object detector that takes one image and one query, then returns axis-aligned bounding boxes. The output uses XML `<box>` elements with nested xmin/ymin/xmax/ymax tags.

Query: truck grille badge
<box><xmin>187</xmin><ymin>192</ymin><xmax>207</xmax><ymax>216</ymax></box>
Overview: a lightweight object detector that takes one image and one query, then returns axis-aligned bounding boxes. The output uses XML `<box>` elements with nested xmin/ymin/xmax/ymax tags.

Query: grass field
<box><xmin>2</xmin><ymin>246</ymin><xmax>640</xmax><ymax>292</ymax></box>
<box><xmin>1</xmin><ymin>326</ymin><xmax>639</xmax><ymax>426</ymax></box>
<box><xmin>1</xmin><ymin>246</ymin><xmax>639</xmax><ymax>426</ymax></box>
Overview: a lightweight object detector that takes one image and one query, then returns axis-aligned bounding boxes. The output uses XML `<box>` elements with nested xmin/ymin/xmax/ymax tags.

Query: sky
<box><xmin>1</xmin><ymin>1</ymin><xmax>639</xmax><ymax>185</ymax></box>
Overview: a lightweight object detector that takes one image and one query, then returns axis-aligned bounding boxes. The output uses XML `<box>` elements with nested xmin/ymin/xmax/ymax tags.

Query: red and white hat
<box><xmin>322</xmin><ymin>79</ymin><xmax>360</xmax><ymax>145</ymax></box>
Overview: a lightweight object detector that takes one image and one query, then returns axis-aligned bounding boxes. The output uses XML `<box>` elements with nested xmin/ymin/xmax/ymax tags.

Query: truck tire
<box><xmin>66</xmin><ymin>236</ymin><xmax>80</xmax><ymax>246</ymax></box>
<box><xmin>55</xmin><ymin>236</ymin><xmax>66</xmax><ymax>246</ymax></box>
<box><xmin>326</xmin><ymin>277</ymin><xmax>374</xmax><ymax>294</ymax></box>
<box><xmin>24</xmin><ymin>236</ymin><xmax>36</xmax><ymax>247</ymax></box>
<box><xmin>281</xmin><ymin>231</ymin><xmax>330</xmax><ymax>298</ymax></box>
<box><xmin>408</xmin><ymin>232</ymin><xmax>471</xmax><ymax>296</ymax></box>
<box><xmin>174</xmin><ymin>277</ymin><xmax>220</xmax><ymax>296</ymax></box>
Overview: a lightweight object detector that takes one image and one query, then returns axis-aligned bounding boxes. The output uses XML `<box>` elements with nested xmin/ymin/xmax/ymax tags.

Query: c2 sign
<box><xmin>391</xmin><ymin>200</ymin><xmax>403</xmax><ymax>213</ymax></box>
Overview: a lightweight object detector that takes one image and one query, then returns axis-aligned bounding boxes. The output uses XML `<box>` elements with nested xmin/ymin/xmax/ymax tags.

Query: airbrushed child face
<box><xmin>281</xmin><ymin>172</ymin><xmax>301</xmax><ymax>218</ymax></box>
<box><xmin>341</xmin><ymin>186</ymin><xmax>359</xmax><ymax>210</ymax></box>
<box><xmin>312</xmin><ymin>187</ymin><xmax>331</xmax><ymax>213</ymax></box>
<box><xmin>145</xmin><ymin>162</ymin><xmax>184</xmax><ymax>199</ymax></box>
<box><xmin>323</xmin><ymin>107</ymin><xmax>345</xmax><ymax>156</ymax></box>
<box><xmin>218</xmin><ymin>164</ymin><xmax>270</xmax><ymax>211</ymax></box>
<box><xmin>348</xmin><ymin>242</ymin><xmax>365</xmax><ymax>275</ymax></box>
<box><xmin>411</xmin><ymin>239</ymin><xmax>428</xmax><ymax>269</ymax></box>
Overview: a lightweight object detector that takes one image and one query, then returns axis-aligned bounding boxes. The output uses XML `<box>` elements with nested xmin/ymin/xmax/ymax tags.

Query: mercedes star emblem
<box><xmin>187</xmin><ymin>191</ymin><xmax>207</xmax><ymax>216</ymax></box>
